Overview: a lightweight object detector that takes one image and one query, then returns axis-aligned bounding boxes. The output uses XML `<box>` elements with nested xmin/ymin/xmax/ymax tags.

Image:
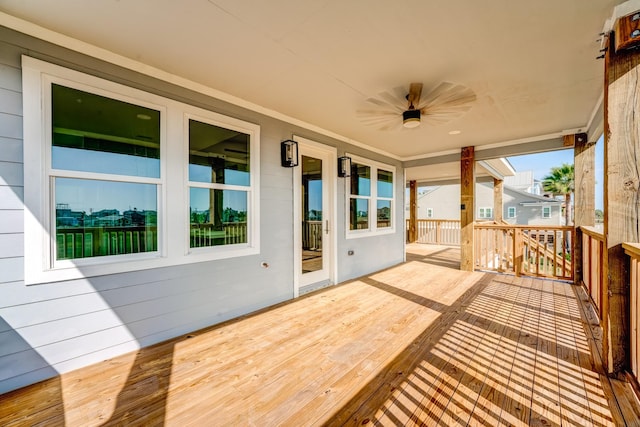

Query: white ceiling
<box><xmin>0</xmin><ymin>0</ymin><xmax>621</xmax><ymax>161</ymax></box>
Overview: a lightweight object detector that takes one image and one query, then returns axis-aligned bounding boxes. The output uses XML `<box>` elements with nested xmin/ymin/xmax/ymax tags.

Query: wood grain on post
<box><xmin>460</xmin><ymin>146</ymin><xmax>475</xmax><ymax>271</ymax></box>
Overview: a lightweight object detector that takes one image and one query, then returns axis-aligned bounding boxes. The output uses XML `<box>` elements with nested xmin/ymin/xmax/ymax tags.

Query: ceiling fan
<box><xmin>357</xmin><ymin>82</ymin><xmax>476</xmax><ymax>130</ymax></box>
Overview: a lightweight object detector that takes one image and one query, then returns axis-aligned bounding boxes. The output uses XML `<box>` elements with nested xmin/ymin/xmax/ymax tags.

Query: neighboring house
<box><xmin>412</xmin><ymin>181</ymin><xmax>563</xmax><ymax>225</ymax></box>
<box><xmin>504</xmin><ymin>171</ymin><xmax>543</xmax><ymax>195</ymax></box>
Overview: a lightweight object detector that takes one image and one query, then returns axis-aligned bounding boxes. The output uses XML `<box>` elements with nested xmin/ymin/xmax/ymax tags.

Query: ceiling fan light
<box><xmin>402</xmin><ymin>109</ymin><xmax>421</xmax><ymax>128</ymax></box>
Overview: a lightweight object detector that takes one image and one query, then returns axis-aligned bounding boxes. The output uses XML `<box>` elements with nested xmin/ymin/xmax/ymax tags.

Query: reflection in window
<box><xmin>190</xmin><ymin>188</ymin><xmax>248</xmax><ymax>248</ymax></box>
<box><xmin>55</xmin><ymin>178</ymin><xmax>158</xmax><ymax>260</ymax></box>
<box><xmin>347</xmin><ymin>158</ymin><xmax>395</xmax><ymax>235</ymax></box>
<box><xmin>188</xmin><ymin>119</ymin><xmax>250</xmax><ymax>186</ymax></box>
<box><xmin>377</xmin><ymin>169</ymin><xmax>393</xmax><ymax>198</ymax></box>
<box><xmin>376</xmin><ymin>169</ymin><xmax>393</xmax><ymax>228</ymax></box>
<box><xmin>350</xmin><ymin>198</ymin><xmax>369</xmax><ymax>230</ymax></box>
<box><xmin>51</xmin><ymin>84</ymin><xmax>160</xmax><ymax>178</ymax></box>
<box><xmin>377</xmin><ymin>200</ymin><xmax>392</xmax><ymax>228</ymax></box>
<box><xmin>350</xmin><ymin>163</ymin><xmax>371</xmax><ymax>196</ymax></box>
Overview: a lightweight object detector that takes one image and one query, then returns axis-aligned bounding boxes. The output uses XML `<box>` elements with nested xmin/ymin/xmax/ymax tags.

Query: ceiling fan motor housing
<box><xmin>402</xmin><ymin>109</ymin><xmax>421</xmax><ymax>128</ymax></box>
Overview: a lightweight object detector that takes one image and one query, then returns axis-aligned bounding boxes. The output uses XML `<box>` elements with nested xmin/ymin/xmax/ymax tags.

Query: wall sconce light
<box><xmin>281</xmin><ymin>139</ymin><xmax>299</xmax><ymax>167</ymax></box>
<box><xmin>338</xmin><ymin>156</ymin><xmax>352</xmax><ymax>177</ymax></box>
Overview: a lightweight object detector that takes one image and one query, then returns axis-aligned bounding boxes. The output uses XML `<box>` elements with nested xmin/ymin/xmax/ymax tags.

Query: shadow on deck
<box><xmin>1</xmin><ymin>244</ymin><xmax>638</xmax><ymax>426</ymax></box>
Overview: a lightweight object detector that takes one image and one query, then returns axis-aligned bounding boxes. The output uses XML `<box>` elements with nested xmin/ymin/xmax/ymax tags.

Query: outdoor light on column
<box><xmin>280</xmin><ymin>139</ymin><xmax>299</xmax><ymax>167</ymax></box>
<box><xmin>338</xmin><ymin>155</ymin><xmax>352</xmax><ymax>177</ymax></box>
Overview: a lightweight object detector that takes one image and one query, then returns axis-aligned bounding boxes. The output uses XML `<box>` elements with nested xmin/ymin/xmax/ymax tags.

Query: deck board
<box><xmin>0</xmin><ymin>243</ymin><xmax>636</xmax><ymax>426</ymax></box>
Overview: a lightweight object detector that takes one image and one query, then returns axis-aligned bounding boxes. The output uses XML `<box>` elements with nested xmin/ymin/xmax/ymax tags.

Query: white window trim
<box><xmin>507</xmin><ymin>206</ymin><xmax>516</xmax><ymax>218</ymax></box>
<box><xmin>478</xmin><ymin>207</ymin><xmax>493</xmax><ymax>219</ymax></box>
<box><xmin>182</xmin><ymin>109</ymin><xmax>260</xmax><ymax>260</ymax></box>
<box><xmin>345</xmin><ymin>154</ymin><xmax>396</xmax><ymax>239</ymax></box>
<box><xmin>426</xmin><ymin>208</ymin><xmax>434</xmax><ymax>218</ymax></box>
<box><xmin>22</xmin><ymin>56</ymin><xmax>260</xmax><ymax>284</ymax></box>
<box><xmin>542</xmin><ymin>206</ymin><xmax>551</xmax><ymax>218</ymax></box>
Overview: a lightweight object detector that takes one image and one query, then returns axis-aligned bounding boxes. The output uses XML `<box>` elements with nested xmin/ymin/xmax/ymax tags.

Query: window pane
<box><xmin>54</xmin><ymin>178</ymin><xmax>158</xmax><ymax>260</ymax></box>
<box><xmin>52</xmin><ymin>84</ymin><xmax>160</xmax><ymax>178</ymax></box>
<box><xmin>350</xmin><ymin>163</ymin><xmax>370</xmax><ymax>196</ymax></box>
<box><xmin>189</xmin><ymin>119</ymin><xmax>250</xmax><ymax>186</ymax></box>
<box><xmin>190</xmin><ymin>187</ymin><xmax>248</xmax><ymax>247</ymax></box>
<box><xmin>377</xmin><ymin>169</ymin><xmax>393</xmax><ymax>198</ymax></box>
<box><xmin>377</xmin><ymin>200</ymin><xmax>392</xmax><ymax>228</ymax></box>
<box><xmin>349</xmin><ymin>198</ymin><xmax>369</xmax><ymax>230</ymax></box>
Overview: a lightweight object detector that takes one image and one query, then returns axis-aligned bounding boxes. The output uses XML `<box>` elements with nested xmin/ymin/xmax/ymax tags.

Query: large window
<box><xmin>349</xmin><ymin>162</ymin><xmax>371</xmax><ymax>231</ymax></box>
<box><xmin>347</xmin><ymin>155</ymin><xmax>395</xmax><ymax>237</ymax></box>
<box><xmin>23</xmin><ymin>57</ymin><xmax>260</xmax><ymax>284</ymax></box>
<box><xmin>51</xmin><ymin>84</ymin><xmax>161</xmax><ymax>262</ymax></box>
<box><xmin>188</xmin><ymin>118</ymin><xmax>251</xmax><ymax>249</ymax></box>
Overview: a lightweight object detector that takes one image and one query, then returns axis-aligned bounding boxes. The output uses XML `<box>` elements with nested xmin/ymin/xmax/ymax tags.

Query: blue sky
<box><xmin>507</xmin><ymin>135</ymin><xmax>604</xmax><ymax>210</ymax></box>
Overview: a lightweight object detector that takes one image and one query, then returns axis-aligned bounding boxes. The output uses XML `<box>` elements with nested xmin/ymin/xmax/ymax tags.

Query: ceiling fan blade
<box><xmin>407</xmin><ymin>82</ymin><xmax>423</xmax><ymax>107</ymax></box>
<box><xmin>365</xmin><ymin>96</ymin><xmax>405</xmax><ymax>112</ymax></box>
<box><xmin>356</xmin><ymin>109</ymin><xmax>400</xmax><ymax>130</ymax></box>
<box><xmin>419</xmin><ymin>83</ymin><xmax>476</xmax><ymax>109</ymax></box>
<box><xmin>417</xmin><ymin>82</ymin><xmax>476</xmax><ymax>125</ymax></box>
<box><xmin>378</xmin><ymin>91</ymin><xmax>407</xmax><ymax>110</ymax></box>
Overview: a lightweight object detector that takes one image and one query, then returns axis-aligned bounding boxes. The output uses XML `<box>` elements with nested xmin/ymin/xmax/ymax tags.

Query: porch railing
<box><xmin>581</xmin><ymin>226</ymin><xmax>605</xmax><ymax>320</ymax></box>
<box><xmin>406</xmin><ymin>219</ymin><xmax>461</xmax><ymax>245</ymax></box>
<box><xmin>624</xmin><ymin>242</ymin><xmax>640</xmax><ymax>385</ymax></box>
<box><xmin>190</xmin><ymin>222</ymin><xmax>247</xmax><ymax>248</ymax></box>
<box><xmin>303</xmin><ymin>220</ymin><xmax>322</xmax><ymax>250</ymax></box>
<box><xmin>56</xmin><ymin>226</ymin><xmax>157</xmax><ymax>259</ymax></box>
<box><xmin>473</xmin><ymin>224</ymin><xmax>574</xmax><ymax>280</ymax></box>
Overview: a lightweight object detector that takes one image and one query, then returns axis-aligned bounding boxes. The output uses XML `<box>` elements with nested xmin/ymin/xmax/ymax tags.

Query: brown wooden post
<box><xmin>493</xmin><ymin>178</ymin><xmax>503</xmax><ymax>223</ymax></box>
<box><xmin>514</xmin><ymin>227</ymin><xmax>523</xmax><ymax>276</ymax></box>
<box><xmin>603</xmin><ymin>28</ymin><xmax>640</xmax><ymax>375</ymax></box>
<box><xmin>574</xmin><ymin>132</ymin><xmax>595</xmax><ymax>287</ymax></box>
<box><xmin>460</xmin><ymin>147</ymin><xmax>475</xmax><ymax>271</ymax></box>
<box><xmin>409</xmin><ymin>180</ymin><xmax>417</xmax><ymax>243</ymax></box>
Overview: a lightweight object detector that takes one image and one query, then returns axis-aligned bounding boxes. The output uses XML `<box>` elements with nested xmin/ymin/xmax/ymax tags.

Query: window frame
<box><xmin>183</xmin><ymin>109</ymin><xmax>260</xmax><ymax>258</ymax></box>
<box><xmin>345</xmin><ymin>154</ymin><xmax>396</xmax><ymax>239</ymax></box>
<box><xmin>542</xmin><ymin>206</ymin><xmax>551</xmax><ymax>218</ymax></box>
<box><xmin>478</xmin><ymin>207</ymin><xmax>493</xmax><ymax>219</ymax></box>
<box><xmin>507</xmin><ymin>206</ymin><xmax>516</xmax><ymax>218</ymax></box>
<box><xmin>426</xmin><ymin>208</ymin><xmax>434</xmax><ymax>218</ymax></box>
<box><xmin>22</xmin><ymin>56</ymin><xmax>260</xmax><ymax>284</ymax></box>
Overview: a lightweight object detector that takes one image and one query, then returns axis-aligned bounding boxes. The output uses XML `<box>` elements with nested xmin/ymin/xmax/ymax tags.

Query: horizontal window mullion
<box><xmin>188</xmin><ymin>181</ymin><xmax>250</xmax><ymax>192</ymax></box>
<box><xmin>50</xmin><ymin>169</ymin><xmax>162</xmax><ymax>185</ymax></box>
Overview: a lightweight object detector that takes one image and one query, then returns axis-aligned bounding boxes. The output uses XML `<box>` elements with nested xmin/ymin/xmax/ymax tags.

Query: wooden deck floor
<box><xmin>1</xmin><ymin>244</ymin><xmax>638</xmax><ymax>426</ymax></box>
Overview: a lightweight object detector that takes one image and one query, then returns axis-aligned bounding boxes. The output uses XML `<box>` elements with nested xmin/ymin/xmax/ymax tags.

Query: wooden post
<box><xmin>574</xmin><ymin>132</ymin><xmax>595</xmax><ymax>286</ymax></box>
<box><xmin>603</xmin><ymin>30</ymin><xmax>640</xmax><ymax>375</ymax></box>
<box><xmin>460</xmin><ymin>147</ymin><xmax>475</xmax><ymax>271</ymax></box>
<box><xmin>409</xmin><ymin>180</ymin><xmax>417</xmax><ymax>243</ymax></box>
<box><xmin>514</xmin><ymin>227</ymin><xmax>523</xmax><ymax>277</ymax></box>
<box><xmin>493</xmin><ymin>178</ymin><xmax>503</xmax><ymax>223</ymax></box>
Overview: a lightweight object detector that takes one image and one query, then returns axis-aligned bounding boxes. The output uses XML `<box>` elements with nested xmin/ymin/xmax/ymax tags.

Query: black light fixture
<box><xmin>338</xmin><ymin>155</ymin><xmax>352</xmax><ymax>177</ymax></box>
<box><xmin>402</xmin><ymin>108</ymin><xmax>421</xmax><ymax>128</ymax></box>
<box><xmin>280</xmin><ymin>139</ymin><xmax>299</xmax><ymax>167</ymax></box>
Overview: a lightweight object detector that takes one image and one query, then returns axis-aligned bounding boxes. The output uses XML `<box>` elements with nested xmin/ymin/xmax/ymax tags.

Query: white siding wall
<box><xmin>0</xmin><ymin>28</ymin><xmax>404</xmax><ymax>393</ymax></box>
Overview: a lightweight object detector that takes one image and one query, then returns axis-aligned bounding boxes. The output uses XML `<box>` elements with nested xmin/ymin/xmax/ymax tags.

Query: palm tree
<box><xmin>542</xmin><ymin>163</ymin><xmax>574</xmax><ymax>225</ymax></box>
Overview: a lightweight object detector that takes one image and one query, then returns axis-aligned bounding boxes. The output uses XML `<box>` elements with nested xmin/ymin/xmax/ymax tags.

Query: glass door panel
<box><xmin>301</xmin><ymin>155</ymin><xmax>323</xmax><ymax>274</ymax></box>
